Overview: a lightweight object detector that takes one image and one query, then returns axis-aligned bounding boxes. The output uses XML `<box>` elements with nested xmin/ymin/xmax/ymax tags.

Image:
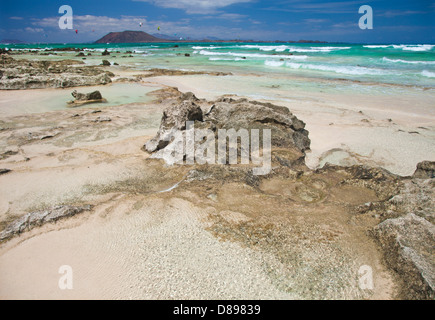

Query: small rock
<box><xmin>0</xmin><ymin>169</ymin><xmax>11</xmax><ymax>175</ymax></box>
<box><xmin>40</xmin><ymin>135</ymin><xmax>55</xmax><ymax>140</ymax></box>
<box><xmin>0</xmin><ymin>205</ymin><xmax>92</xmax><ymax>241</ymax></box>
<box><xmin>101</xmin><ymin>60</ymin><xmax>111</xmax><ymax>66</ymax></box>
<box><xmin>71</xmin><ymin>90</ymin><xmax>103</xmax><ymax>101</ymax></box>
<box><xmin>207</xmin><ymin>194</ymin><xmax>218</xmax><ymax>202</ymax></box>
<box><xmin>371</xmin><ymin>213</ymin><xmax>435</xmax><ymax>300</ymax></box>
<box><xmin>413</xmin><ymin>161</ymin><xmax>435</xmax><ymax>179</ymax></box>
<box><xmin>93</xmin><ymin>116</ymin><xmax>111</xmax><ymax>123</ymax></box>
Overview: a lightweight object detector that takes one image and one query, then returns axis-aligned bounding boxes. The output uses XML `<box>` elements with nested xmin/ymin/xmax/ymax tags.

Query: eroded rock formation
<box><xmin>144</xmin><ymin>89</ymin><xmax>434</xmax><ymax>299</ymax></box>
<box><xmin>0</xmin><ymin>55</ymin><xmax>113</xmax><ymax>90</ymax></box>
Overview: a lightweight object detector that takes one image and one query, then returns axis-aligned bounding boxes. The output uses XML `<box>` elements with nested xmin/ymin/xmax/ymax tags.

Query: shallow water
<box><xmin>4</xmin><ymin>42</ymin><xmax>435</xmax><ymax>88</ymax></box>
<box><xmin>0</xmin><ymin>83</ymin><xmax>157</xmax><ymax>116</ymax></box>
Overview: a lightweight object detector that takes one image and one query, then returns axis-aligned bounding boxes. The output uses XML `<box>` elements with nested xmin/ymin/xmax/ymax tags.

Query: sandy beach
<box><xmin>0</xmin><ymin>48</ymin><xmax>434</xmax><ymax>300</ymax></box>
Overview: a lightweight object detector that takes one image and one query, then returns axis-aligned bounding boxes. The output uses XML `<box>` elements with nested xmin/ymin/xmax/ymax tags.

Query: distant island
<box><xmin>94</xmin><ymin>31</ymin><xmax>328</xmax><ymax>44</ymax></box>
<box><xmin>94</xmin><ymin>31</ymin><xmax>165</xmax><ymax>43</ymax></box>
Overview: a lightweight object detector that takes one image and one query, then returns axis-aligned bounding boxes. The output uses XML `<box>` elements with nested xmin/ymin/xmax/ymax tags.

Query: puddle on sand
<box><xmin>0</xmin><ymin>83</ymin><xmax>159</xmax><ymax>116</ymax></box>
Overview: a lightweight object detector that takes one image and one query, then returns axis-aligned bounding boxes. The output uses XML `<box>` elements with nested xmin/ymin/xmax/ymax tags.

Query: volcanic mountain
<box><xmin>95</xmin><ymin>31</ymin><xmax>169</xmax><ymax>44</ymax></box>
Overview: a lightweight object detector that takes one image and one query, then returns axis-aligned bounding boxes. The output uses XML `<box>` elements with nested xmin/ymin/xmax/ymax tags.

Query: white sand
<box><xmin>0</xmin><ymin>197</ymin><xmax>295</xmax><ymax>300</ymax></box>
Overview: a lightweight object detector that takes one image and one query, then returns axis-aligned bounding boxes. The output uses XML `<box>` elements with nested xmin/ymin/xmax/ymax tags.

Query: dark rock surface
<box><xmin>413</xmin><ymin>161</ymin><xmax>435</xmax><ymax>179</ymax></box>
<box><xmin>372</xmin><ymin>213</ymin><xmax>435</xmax><ymax>300</ymax></box>
<box><xmin>0</xmin><ymin>205</ymin><xmax>92</xmax><ymax>241</ymax></box>
<box><xmin>71</xmin><ymin>90</ymin><xmax>103</xmax><ymax>101</ymax></box>
<box><xmin>0</xmin><ymin>55</ymin><xmax>112</xmax><ymax>89</ymax></box>
<box><xmin>144</xmin><ymin>91</ymin><xmax>310</xmax><ymax>164</ymax></box>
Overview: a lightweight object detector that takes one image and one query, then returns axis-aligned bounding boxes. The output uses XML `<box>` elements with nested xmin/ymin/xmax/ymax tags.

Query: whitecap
<box><xmin>383</xmin><ymin>57</ymin><xmax>435</xmax><ymax>65</ymax></box>
<box><xmin>199</xmin><ymin>50</ymin><xmax>308</xmax><ymax>60</ymax></box>
<box><xmin>285</xmin><ymin>62</ymin><xmax>394</xmax><ymax>76</ymax></box>
<box><xmin>364</xmin><ymin>45</ymin><xmax>390</xmax><ymax>49</ymax></box>
<box><xmin>393</xmin><ymin>44</ymin><xmax>435</xmax><ymax>52</ymax></box>
<box><xmin>241</xmin><ymin>45</ymin><xmax>288</xmax><ymax>52</ymax></box>
<box><xmin>288</xmin><ymin>46</ymin><xmax>351</xmax><ymax>53</ymax></box>
<box><xmin>265</xmin><ymin>60</ymin><xmax>285</xmax><ymax>67</ymax></box>
<box><xmin>209</xmin><ymin>57</ymin><xmax>245</xmax><ymax>61</ymax></box>
<box><xmin>421</xmin><ymin>70</ymin><xmax>435</xmax><ymax>78</ymax></box>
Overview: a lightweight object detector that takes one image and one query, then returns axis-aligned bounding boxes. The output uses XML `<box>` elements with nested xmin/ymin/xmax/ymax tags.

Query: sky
<box><xmin>0</xmin><ymin>0</ymin><xmax>434</xmax><ymax>43</ymax></box>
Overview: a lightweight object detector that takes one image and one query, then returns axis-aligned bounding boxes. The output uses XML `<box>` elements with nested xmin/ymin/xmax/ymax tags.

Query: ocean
<box><xmin>2</xmin><ymin>42</ymin><xmax>435</xmax><ymax>88</ymax></box>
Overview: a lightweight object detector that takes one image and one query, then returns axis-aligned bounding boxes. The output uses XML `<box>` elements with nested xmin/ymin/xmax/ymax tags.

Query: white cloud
<box><xmin>25</xmin><ymin>27</ymin><xmax>44</xmax><ymax>33</ymax></box>
<box><xmin>304</xmin><ymin>19</ymin><xmax>328</xmax><ymax>24</ymax></box>
<box><xmin>217</xmin><ymin>13</ymin><xmax>247</xmax><ymax>21</ymax></box>
<box><xmin>378</xmin><ymin>10</ymin><xmax>425</xmax><ymax>18</ymax></box>
<box><xmin>134</xmin><ymin>0</ymin><xmax>254</xmax><ymax>14</ymax></box>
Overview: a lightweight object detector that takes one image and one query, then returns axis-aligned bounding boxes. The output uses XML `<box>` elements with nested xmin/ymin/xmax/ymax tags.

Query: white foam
<box><xmin>265</xmin><ymin>60</ymin><xmax>285</xmax><ymax>67</ymax></box>
<box><xmin>421</xmin><ymin>70</ymin><xmax>435</xmax><ymax>78</ymax></box>
<box><xmin>209</xmin><ymin>57</ymin><xmax>245</xmax><ymax>61</ymax></box>
<box><xmin>288</xmin><ymin>46</ymin><xmax>351</xmax><ymax>53</ymax></box>
<box><xmin>383</xmin><ymin>57</ymin><xmax>435</xmax><ymax>65</ymax></box>
<box><xmin>285</xmin><ymin>62</ymin><xmax>393</xmax><ymax>75</ymax></box>
<box><xmin>364</xmin><ymin>45</ymin><xmax>390</xmax><ymax>48</ymax></box>
<box><xmin>240</xmin><ymin>45</ymin><xmax>351</xmax><ymax>53</ymax></box>
<box><xmin>241</xmin><ymin>45</ymin><xmax>288</xmax><ymax>52</ymax></box>
<box><xmin>198</xmin><ymin>50</ymin><xmax>308</xmax><ymax>60</ymax></box>
<box><xmin>393</xmin><ymin>44</ymin><xmax>435</xmax><ymax>52</ymax></box>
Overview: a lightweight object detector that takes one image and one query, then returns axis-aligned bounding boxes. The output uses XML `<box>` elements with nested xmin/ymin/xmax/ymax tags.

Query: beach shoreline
<box><xmin>0</xmin><ymin>46</ymin><xmax>434</xmax><ymax>300</ymax></box>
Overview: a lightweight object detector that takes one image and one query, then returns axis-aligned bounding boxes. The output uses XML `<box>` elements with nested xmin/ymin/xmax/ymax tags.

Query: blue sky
<box><xmin>0</xmin><ymin>0</ymin><xmax>434</xmax><ymax>43</ymax></box>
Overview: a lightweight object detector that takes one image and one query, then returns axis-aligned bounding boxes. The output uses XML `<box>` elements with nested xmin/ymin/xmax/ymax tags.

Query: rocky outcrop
<box><xmin>206</xmin><ymin>97</ymin><xmax>310</xmax><ymax>152</ymax></box>
<box><xmin>72</xmin><ymin>90</ymin><xmax>103</xmax><ymax>101</ymax></box>
<box><xmin>143</xmin><ymin>68</ymin><xmax>231</xmax><ymax>78</ymax></box>
<box><xmin>0</xmin><ymin>55</ymin><xmax>113</xmax><ymax>90</ymax></box>
<box><xmin>0</xmin><ymin>205</ymin><xmax>92</xmax><ymax>241</ymax></box>
<box><xmin>145</xmin><ymin>99</ymin><xmax>203</xmax><ymax>153</ymax></box>
<box><xmin>144</xmin><ymin>90</ymin><xmax>310</xmax><ymax>169</ymax></box>
<box><xmin>372</xmin><ymin>213</ymin><xmax>435</xmax><ymax>300</ymax></box>
<box><xmin>413</xmin><ymin>161</ymin><xmax>435</xmax><ymax>179</ymax></box>
<box><xmin>141</xmin><ymin>89</ymin><xmax>435</xmax><ymax>299</ymax></box>
<box><xmin>0</xmin><ymin>168</ymin><xmax>11</xmax><ymax>175</ymax></box>
<box><xmin>67</xmin><ymin>90</ymin><xmax>106</xmax><ymax>107</ymax></box>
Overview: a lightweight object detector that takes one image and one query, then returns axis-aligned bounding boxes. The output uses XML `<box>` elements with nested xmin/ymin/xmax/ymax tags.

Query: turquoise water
<box><xmin>2</xmin><ymin>42</ymin><xmax>435</xmax><ymax>87</ymax></box>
